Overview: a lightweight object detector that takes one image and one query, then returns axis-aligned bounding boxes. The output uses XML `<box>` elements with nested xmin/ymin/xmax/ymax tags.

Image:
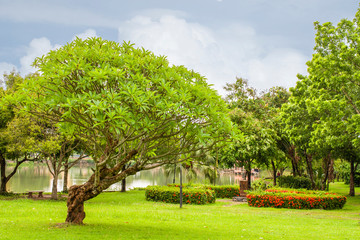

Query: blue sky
<box><xmin>0</xmin><ymin>0</ymin><xmax>358</xmax><ymax>95</ymax></box>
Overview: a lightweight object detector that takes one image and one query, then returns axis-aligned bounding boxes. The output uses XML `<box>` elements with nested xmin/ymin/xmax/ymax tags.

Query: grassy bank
<box><xmin>0</xmin><ymin>182</ymin><xmax>359</xmax><ymax>240</ymax></box>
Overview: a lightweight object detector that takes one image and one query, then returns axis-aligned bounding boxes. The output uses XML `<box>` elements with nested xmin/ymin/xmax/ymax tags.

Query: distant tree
<box><xmin>8</xmin><ymin>38</ymin><xmax>232</xmax><ymax>224</ymax></box>
<box><xmin>224</xmin><ymin>78</ymin><xmax>288</xmax><ymax>187</ymax></box>
<box><xmin>0</xmin><ymin>71</ymin><xmax>39</xmax><ymax>194</ymax></box>
<box><xmin>281</xmin><ymin>78</ymin><xmax>319</xmax><ymax>189</ymax></box>
<box><xmin>261</xmin><ymin>87</ymin><xmax>291</xmax><ymax>185</ymax></box>
<box><xmin>7</xmin><ymin>115</ymin><xmax>87</xmax><ymax>199</ymax></box>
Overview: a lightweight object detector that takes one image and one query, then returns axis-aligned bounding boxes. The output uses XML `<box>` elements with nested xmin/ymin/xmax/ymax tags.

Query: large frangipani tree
<box><xmin>7</xmin><ymin>38</ymin><xmax>232</xmax><ymax>224</ymax></box>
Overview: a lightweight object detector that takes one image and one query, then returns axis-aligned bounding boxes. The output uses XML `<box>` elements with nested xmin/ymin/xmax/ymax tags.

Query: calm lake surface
<box><xmin>6</xmin><ymin>164</ymin><xmax>240</xmax><ymax>193</ymax></box>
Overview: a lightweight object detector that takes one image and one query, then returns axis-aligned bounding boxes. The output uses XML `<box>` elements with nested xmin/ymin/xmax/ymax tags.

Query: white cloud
<box><xmin>72</xmin><ymin>29</ymin><xmax>97</xmax><ymax>41</ymax></box>
<box><xmin>246</xmin><ymin>49</ymin><xmax>307</xmax><ymax>90</ymax></box>
<box><xmin>19</xmin><ymin>37</ymin><xmax>60</xmax><ymax>75</ymax></box>
<box><xmin>0</xmin><ymin>29</ymin><xmax>97</xmax><ymax>77</ymax></box>
<box><xmin>0</xmin><ymin>62</ymin><xmax>17</xmax><ymax>75</ymax></box>
<box><xmin>118</xmin><ymin>14</ymin><xmax>307</xmax><ymax>95</ymax></box>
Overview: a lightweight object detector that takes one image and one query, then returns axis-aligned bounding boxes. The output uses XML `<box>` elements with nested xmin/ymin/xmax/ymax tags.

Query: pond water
<box><xmin>5</xmin><ymin>163</ymin><xmax>242</xmax><ymax>193</ymax></box>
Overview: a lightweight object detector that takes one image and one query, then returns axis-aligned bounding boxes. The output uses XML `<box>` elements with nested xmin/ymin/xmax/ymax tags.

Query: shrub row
<box><xmin>277</xmin><ymin>175</ymin><xmax>312</xmax><ymax>189</ymax></box>
<box><xmin>207</xmin><ymin>185</ymin><xmax>241</xmax><ymax>198</ymax></box>
<box><xmin>247</xmin><ymin>189</ymin><xmax>346</xmax><ymax>210</ymax></box>
<box><xmin>167</xmin><ymin>184</ymin><xmax>241</xmax><ymax>198</ymax></box>
<box><xmin>145</xmin><ymin>186</ymin><xmax>215</xmax><ymax>205</ymax></box>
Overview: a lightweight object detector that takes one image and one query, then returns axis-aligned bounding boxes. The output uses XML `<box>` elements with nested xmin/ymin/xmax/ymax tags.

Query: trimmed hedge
<box><xmin>247</xmin><ymin>189</ymin><xmax>346</xmax><ymax>210</ymax></box>
<box><xmin>277</xmin><ymin>175</ymin><xmax>312</xmax><ymax>190</ymax></box>
<box><xmin>207</xmin><ymin>185</ymin><xmax>241</xmax><ymax>198</ymax></box>
<box><xmin>145</xmin><ymin>186</ymin><xmax>215</xmax><ymax>205</ymax></box>
<box><xmin>167</xmin><ymin>184</ymin><xmax>241</xmax><ymax>198</ymax></box>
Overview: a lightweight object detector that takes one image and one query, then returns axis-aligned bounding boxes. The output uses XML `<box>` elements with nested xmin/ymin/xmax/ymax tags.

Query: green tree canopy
<box><xmin>223</xmin><ymin>78</ymin><xmax>287</xmax><ymax>187</ymax></box>
<box><xmin>6</xmin><ymin>37</ymin><xmax>232</xmax><ymax>224</ymax></box>
<box><xmin>281</xmin><ymin>5</ymin><xmax>360</xmax><ymax>195</ymax></box>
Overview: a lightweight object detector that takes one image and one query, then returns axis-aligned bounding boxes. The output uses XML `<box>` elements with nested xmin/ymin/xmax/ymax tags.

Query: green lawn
<box><xmin>0</xmin><ymin>182</ymin><xmax>359</xmax><ymax>240</ymax></box>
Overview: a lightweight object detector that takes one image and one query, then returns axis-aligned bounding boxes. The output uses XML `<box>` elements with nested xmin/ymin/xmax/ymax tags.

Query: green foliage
<box><xmin>6</xmin><ymin>37</ymin><xmax>232</xmax><ymax>192</ymax></box>
<box><xmin>206</xmin><ymin>185</ymin><xmax>241</xmax><ymax>198</ymax></box>
<box><xmin>167</xmin><ymin>183</ymin><xmax>241</xmax><ymax>198</ymax></box>
<box><xmin>337</xmin><ymin>161</ymin><xmax>360</xmax><ymax>187</ymax></box>
<box><xmin>277</xmin><ymin>175</ymin><xmax>312</xmax><ymax>190</ymax></box>
<box><xmin>247</xmin><ymin>189</ymin><xmax>347</xmax><ymax>210</ymax></box>
<box><xmin>281</xmin><ymin>6</ymin><xmax>360</xmax><ymax>195</ymax></box>
<box><xmin>223</xmin><ymin>78</ymin><xmax>291</xmax><ymax>188</ymax></box>
<box><xmin>145</xmin><ymin>186</ymin><xmax>215</xmax><ymax>205</ymax></box>
<box><xmin>251</xmin><ymin>178</ymin><xmax>274</xmax><ymax>191</ymax></box>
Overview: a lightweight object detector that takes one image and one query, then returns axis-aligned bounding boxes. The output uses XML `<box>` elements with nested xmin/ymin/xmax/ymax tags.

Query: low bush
<box><xmin>247</xmin><ymin>189</ymin><xmax>346</xmax><ymax>210</ymax></box>
<box><xmin>277</xmin><ymin>175</ymin><xmax>312</xmax><ymax>189</ymax></box>
<box><xmin>167</xmin><ymin>184</ymin><xmax>241</xmax><ymax>198</ymax></box>
<box><xmin>207</xmin><ymin>185</ymin><xmax>241</xmax><ymax>198</ymax></box>
<box><xmin>145</xmin><ymin>186</ymin><xmax>215</xmax><ymax>205</ymax></box>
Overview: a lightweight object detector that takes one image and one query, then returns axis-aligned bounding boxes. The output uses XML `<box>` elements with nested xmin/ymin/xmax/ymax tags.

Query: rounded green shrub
<box><xmin>206</xmin><ymin>185</ymin><xmax>241</xmax><ymax>198</ymax></box>
<box><xmin>145</xmin><ymin>186</ymin><xmax>215</xmax><ymax>205</ymax></box>
<box><xmin>167</xmin><ymin>184</ymin><xmax>241</xmax><ymax>198</ymax></box>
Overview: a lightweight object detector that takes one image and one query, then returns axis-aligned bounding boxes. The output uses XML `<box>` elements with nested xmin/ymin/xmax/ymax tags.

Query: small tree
<box><xmin>0</xmin><ymin>71</ymin><xmax>40</xmax><ymax>194</ymax></box>
<box><xmin>224</xmin><ymin>78</ymin><xmax>285</xmax><ymax>188</ymax></box>
<box><xmin>8</xmin><ymin>38</ymin><xmax>232</xmax><ymax>224</ymax></box>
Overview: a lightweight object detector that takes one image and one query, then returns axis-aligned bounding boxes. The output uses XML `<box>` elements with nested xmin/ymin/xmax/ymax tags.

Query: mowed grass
<box><xmin>0</xmin><ymin>182</ymin><xmax>359</xmax><ymax>240</ymax></box>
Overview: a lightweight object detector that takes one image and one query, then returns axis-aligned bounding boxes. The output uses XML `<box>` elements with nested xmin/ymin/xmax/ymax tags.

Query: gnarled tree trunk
<box><xmin>66</xmin><ymin>150</ymin><xmax>139</xmax><ymax>224</ymax></box>
<box><xmin>66</xmin><ymin>183</ymin><xmax>98</xmax><ymax>224</ymax></box>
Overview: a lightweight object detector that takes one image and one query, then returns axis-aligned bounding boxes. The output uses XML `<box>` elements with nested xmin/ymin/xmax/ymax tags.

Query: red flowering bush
<box><xmin>247</xmin><ymin>189</ymin><xmax>346</xmax><ymax>210</ymax></box>
<box><xmin>145</xmin><ymin>186</ymin><xmax>215</xmax><ymax>205</ymax></box>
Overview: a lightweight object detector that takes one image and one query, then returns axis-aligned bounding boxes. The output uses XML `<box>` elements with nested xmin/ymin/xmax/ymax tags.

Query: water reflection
<box><xmin>6</xmin><ymin>164</ymin><xmax>237</xmax><ymax>193</ymax></box>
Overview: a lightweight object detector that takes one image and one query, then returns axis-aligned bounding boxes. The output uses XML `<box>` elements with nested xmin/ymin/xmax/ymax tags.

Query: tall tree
<box><xmin>281</xmin><ymin>78</ymin><xmax>319</xmax><ymax>189</ymax></box>
<box><xmin>224</xmin><ymin>78</ymin><xmax>290</xmax><ymax>187</ymax></box>
<box><xmin>228</xmin><ymin>108</ymin><xmax>275</xmax><ymax>188</ymax></box>
<box><xmin>262</xmin><ymin>87</ymin><xmax>291</xmax><ymax>185</ymax></box>
<box><xmin>7</xmin><ymin>38</ymin><xmax>232</xmax><ymax>224</ymax></box>
<box><xmin>289</xmin><ymin>6</ymin><xmax>360</xmax><ymax>195</ymax></box>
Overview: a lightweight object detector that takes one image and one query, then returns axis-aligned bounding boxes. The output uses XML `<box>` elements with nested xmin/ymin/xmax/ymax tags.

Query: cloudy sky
<box><xmin>0</xmin><ymin>0</ymin><xmax>358</xmax><ymax>95</ymax></box>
